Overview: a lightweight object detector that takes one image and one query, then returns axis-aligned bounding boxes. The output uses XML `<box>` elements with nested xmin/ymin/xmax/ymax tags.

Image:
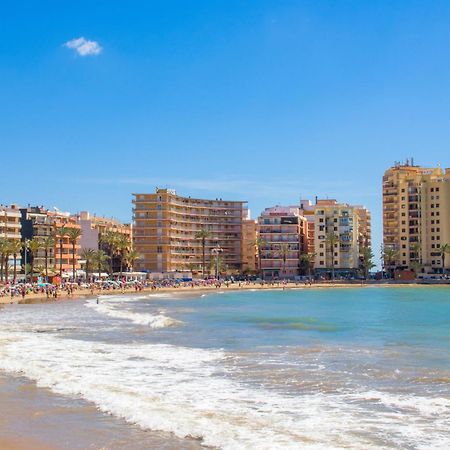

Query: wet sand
<box><xmin>0</xmin><ymin>374</ymin><xmax>203</xmax><ymax>450</ymax></box>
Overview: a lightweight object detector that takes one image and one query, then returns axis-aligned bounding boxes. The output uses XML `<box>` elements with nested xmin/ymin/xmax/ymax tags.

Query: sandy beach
<box><xmin>1</xmin><ymin>280</ymin><xmax>442</xmax><ymax>306</ymax></box>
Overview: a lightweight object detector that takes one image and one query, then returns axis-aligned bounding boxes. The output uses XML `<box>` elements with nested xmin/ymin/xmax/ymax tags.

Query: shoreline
<box><xmin>0</xmin><ymin>373</ymin><xmax>202</xmax><ymax>450</ymax></box>
<box><xmin>1</xmin><ymin>280</ymin><xmax>449</xmax><ymax>306</ymax></box>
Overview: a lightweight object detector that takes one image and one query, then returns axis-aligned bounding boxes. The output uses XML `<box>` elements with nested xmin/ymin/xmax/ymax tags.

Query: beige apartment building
<box><xmin>314</xmin><ymin>200</ymin><xmax>371</xmax><ymax>277</ymax></box>
<box><xmin>257</xmin><ymin>206</ymin><xmax>309</xmax><ymax>279</ymax></box>
<box><xmin>133</xmin><ymin>188</ymin><xmax>247</xmax><ymax>274</ymax></box>
<box><xmin>383</xmin><ymin>161</ymin><xmax>450</xmax><ymax>274</ymax></box>
<box><xmin>242</xmin><ymin>217</ymin><xmax>257</xmax><ymax>274</ymax></box>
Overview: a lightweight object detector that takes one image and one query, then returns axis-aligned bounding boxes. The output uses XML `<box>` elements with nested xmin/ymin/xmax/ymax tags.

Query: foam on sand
<box><xmin>0</xmin><ymin>331</ymin><xmax>448</xmax><ymax>450</ymax></box>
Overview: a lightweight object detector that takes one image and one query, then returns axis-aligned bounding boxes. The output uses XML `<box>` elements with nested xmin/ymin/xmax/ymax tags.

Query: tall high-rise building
<box><xmin>257</xmin><ymin>206</ymin><xmax>309</xmax><ymax>279</ymax></box>
<box><xmin>133</xmin><ymin>188</ymin><xmax>247</xmax><ymax>274</ymax></box>
<box><xmin>383</xmin><ymin>161</ymin><xmax>450</xmax><ymax>274</ymax></box>
<box><xmin>314</xmin><ymin>199</ymin><xmax>371</xmax><ymax>277</ymax></box>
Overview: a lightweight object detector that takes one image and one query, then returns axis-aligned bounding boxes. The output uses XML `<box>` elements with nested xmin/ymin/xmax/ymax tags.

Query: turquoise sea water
<box><xmin>0</xmin><ymin>287</ymin><xmax>449</xmax><ymax>449</ymax></box>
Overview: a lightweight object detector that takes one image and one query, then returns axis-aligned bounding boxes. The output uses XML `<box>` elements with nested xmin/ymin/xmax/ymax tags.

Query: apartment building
<box><xmin>242</xmin><ymin>217</ymin><xmax>257</xmax><ymax>274</ymax></box>
<box><xmin>383</xmin><ymin>161</ymin><xmax>450</xmax><ymax>274</ymax></box>
<box><xmin>257</xmin><ymin>206</ymin><xmax>308</xmax><ymax>279</ymax></box>
<box><xmin>299</xmin><ymin>199</ymin><xmax>316</xmax><ymax>255</ymax></box>
<box><xmin>314</xmin><ymin>200</ymin><xmax>371</xmax><ymax>277</ymax></box>
<box><xmin>74</xmin><ymin>211</ymin><xmax>132</xmax><ymax>273</ymax></box>
<box><xmin>21</xmin><ymin>206</ymin><xmax>81</xmax><ymax>276</ymax></box>
<box><xmin>0</xmin><ymin>204</ymin><xmax>22</xmax><ymax>271</ymax></box>
<box><xmin>133</xmin><ymin>188</ymin><xmax>247</xmax><ymax>274</ymax></box>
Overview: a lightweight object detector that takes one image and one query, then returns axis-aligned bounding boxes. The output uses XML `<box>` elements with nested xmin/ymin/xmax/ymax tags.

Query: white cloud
<box><xmin>64</xmin><ymin>37</ymin><xmax>102</xmax><ymax>56</ymax></box>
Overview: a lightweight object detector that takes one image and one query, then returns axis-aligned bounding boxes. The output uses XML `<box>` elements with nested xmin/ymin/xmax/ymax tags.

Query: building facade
<box><xmin>21</xmin><ymin>207</ymin><xmax>81</xmax><ymax>276</ymax></box>
<box><xmin>314</xmin><ymin>200</ymin><xmax>371</xmax><ymax>277</ymax></box>
<box><xmin>257</xmin><ymin>206</ymin><xmax>308</xmax><ymax>279</ymax></box>
<box><xmin>383</xmin><ymin>161</ymin><xmax>450</xmax><ymax>274</ymax></box>
<box><xmin>74</xmin><ymin>211</ymin><xmax>132</xmax><ymax>273</ymax></box>
<box><xmin>133</xmin><ymin>188</ymin><xmax>247</xmax><ymax>274</ymax></box>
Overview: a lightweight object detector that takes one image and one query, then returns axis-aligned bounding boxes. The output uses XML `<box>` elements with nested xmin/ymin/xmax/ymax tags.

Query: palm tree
<box><xmin>66</xmin><ymin>228</ymin><xmax>82</xmax><ymax>282</ymax></box>
<box><xmin>298</xmin><ymin>253</ymin><xmax>315</xmax><ymax>277</ymax></box>
<box><xmin>41</xmin><ymin>236</ymin><xmax>55</xmax><ymax>282</ymax></box>
<box><xmin>28</xmin><ymin>238</ymin><xmax>41</xmax><ymax>283</ymax></box>
<box><xmin>124</xmin><ymin>249</ymin><xmax>140</xmax><ymax>271</ymax></box>
<box><xmin>382</xmin><ymin>246</ymin><xmax>398</xmax><ymax>279</ymax></box>
<box><xmin>360</xmin><ymin>246</ymin><xmax>375</xmax><ymax>279</ymax></box>
<box><xmin>195</xmin><ymin>228</ymin><xmax>211</xmax><ymax>277</ymax></box>
<box><xmin>100</xmin><ymin>231</ymin><xmax>119</xmax><ymax>275</ymax></box>
<box><xmin>55</xmin><ymin>226</ymin><xmax>69</xmax><ymax>277</ymax></box>
<box><xmin>440</xmin><ymin>243</ymin><xmax>450</xmax><ymax>274</ymax></box>
<box><xmin>10</xmin><ymin>240</ymin><xmax>23</xmax><ymax>284</ymax></box>
<box><xmin>278</xmin><ymin>243</ymin><xmax>290</xmax><ymax>278</ymax></box>
<box><xmin>116</xmin><ymin>234</ymin><xmax>130</xmax><ymax>278</ymax></box>
<box><xmin>92</xmin><ymin>250</ymin><xmax>109</xmax><ymax>280</ymax></box>
<box><xmin>0</xmin><ymin>237</ymin><xmax>7</xmax><ymax>282</ymax></box>
<box><xmin>81</xmin><ymin>248</ymin><xmax>95</xmax><ymax>282</ymax></box>
<box><xmin>325</xmin><ymin>232</ymin><xmax>339</xmax><ymax>280</ymax></box>
<box><xmin>251</xmin><ymin>236</ymin><xmax>267</xmax><ymax>279</ymax></box>
<box><xmin>1</xmin><ymin>239</ymin><xmax>13</xmax><ymax>283</ymax></box>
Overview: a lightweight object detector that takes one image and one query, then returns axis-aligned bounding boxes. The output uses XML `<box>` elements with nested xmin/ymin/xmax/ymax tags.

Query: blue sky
<box><xmin>2</xmin><ymin>1</ymin><xmax>450</xmax><ymax>265</ymax></box>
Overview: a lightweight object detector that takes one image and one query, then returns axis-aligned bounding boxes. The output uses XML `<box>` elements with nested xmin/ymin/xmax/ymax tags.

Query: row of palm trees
<box><xmin>382</xmin><ymin>242</ymin><xmax>450</xmax><ymax>277</ymax></box>
<box><xmin>0</xmin><ymin>237</ymin><xmax>23</xmax><ymax>283</ymax></box>
<box><xmin>98</xmin><ymin>231</ymin><xmax>139</xmax><ymax>278</ymax></box>
<box><xmin>0</xmin><ymin>227</ymin><xmax>139</xmax><ymax>283</ymax></box>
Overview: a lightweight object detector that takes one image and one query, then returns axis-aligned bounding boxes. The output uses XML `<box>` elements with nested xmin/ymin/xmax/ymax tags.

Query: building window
<box><xmin>157</xmin><ymin>246</ymin><xmax>163</xmax><ymax>253</ymax></box>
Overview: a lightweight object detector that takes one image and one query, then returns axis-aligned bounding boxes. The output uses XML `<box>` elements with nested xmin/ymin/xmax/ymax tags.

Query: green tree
<box><xmin>92</xmin><ymin>250</ymin><xmax>109</xmax><ymax>280</ymax></box>
<box><xmin>116</xmin><ymin>234</ymin><xmax>131</xmax><ymax>278</ymax></box>
<box><xmin>124</xmin><ymin>249</ymin><xmax>140</xmax><ymax>271</ymax></box>
<box><xmin>382</xmin><ymin>245</ymin><xmax>398</xmax><ymax>279</ymax></box>
<box><xmin>195</xmin><ymin>228</ymin><xmax>211</xmax><ymax>277</ymax></box>
<box><xmin>278</xmin><ymin>243</ymin><xmax>290</xmax><ymax>278</ymax></box>
<box><xmin>55</xmin><ymin>226</ymin><xmax>69</xmax><ymax>276</ymax></box>
<box><xmin>100</xmin><ymin>231</ymin><xmax>119</xmax><ymax>275</ymax></box>
<box><xmin>0</xmin><ymin>237</ymin><xmax>8</xmax><ymax>282</ymax></box>
<box><xmin>66</xmin><ymin>228</ymin><xmax>82</xmax><ymax>281</ymax></box>
<box><xmin>360</xmin><ymin>246</ymin><xmax>375</xmax><ymax>279</ymax></box>
<box><xmin>0</xmin><ymin>239</ymin><xmax>13</xmax><ymax>282</ymax></box>
<box><xmin>27</xmin><ymin>238</ymin><xmax>41</xmax><ymax>283</ymax></box>
<box><xmin>10</xmin><ymin>240</ymin><xmax>23</xmax><ymax>284</ymax></box>
<box><xmin>298</xmin><ymin>253</ymin><xmax>315</xmax><ymax>277</ymax></box>
<box><xmin>440</xmin><ymin>243</ymin><xmax>450</xmax><ymax>274</ymax></box>
<box><xmin>81</xmin><ymin>248</ymin><xmax>95</xmax><ymax>282</ymax></box>
<box><xmin>325</xmin><ymin>232</ymin><xmax>339</xmax><ymax>280</ymax></box>
<box><xmin>41</xmin><ymin>236</ymin><xmax>55</xmax><ymax>282</ymax></box>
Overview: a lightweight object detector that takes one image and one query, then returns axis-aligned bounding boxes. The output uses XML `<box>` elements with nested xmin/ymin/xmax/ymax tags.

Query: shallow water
<box><xmin>0</xmin><ymin>287</ymin><xmax>449</xmax><ymax>449</ymax></box>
